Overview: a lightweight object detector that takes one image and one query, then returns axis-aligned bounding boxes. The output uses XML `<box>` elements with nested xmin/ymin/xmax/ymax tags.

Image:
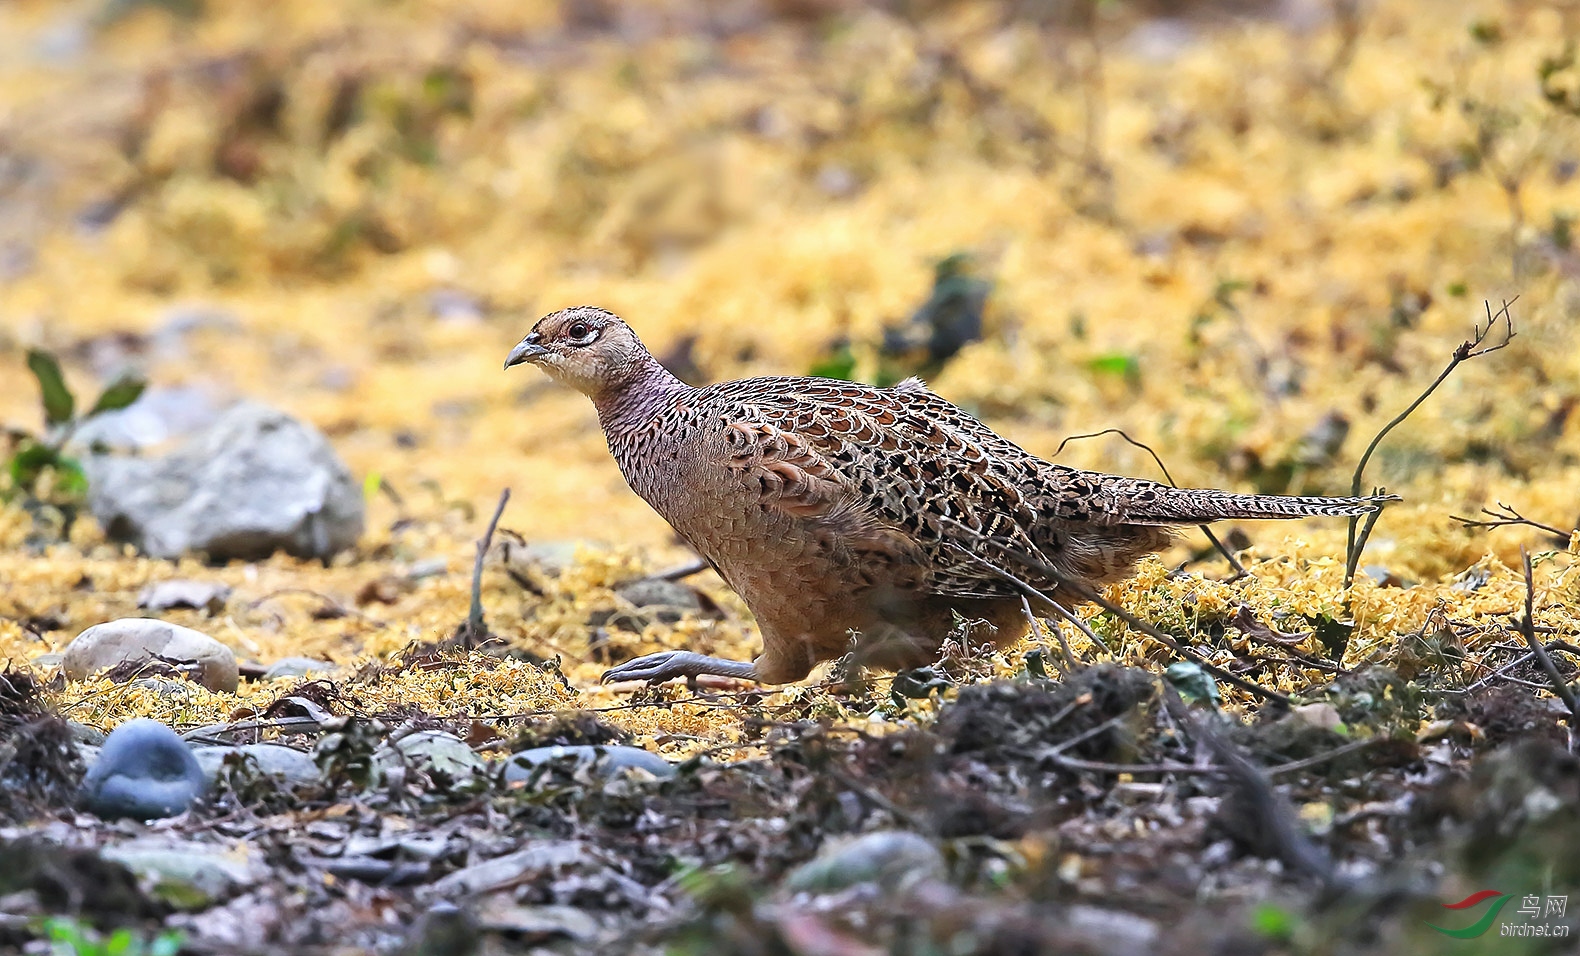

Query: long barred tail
<box><xmin>1133</xmin><ymin>488</ymin><xmax>1399</xmax><ymax>525</ymax></box>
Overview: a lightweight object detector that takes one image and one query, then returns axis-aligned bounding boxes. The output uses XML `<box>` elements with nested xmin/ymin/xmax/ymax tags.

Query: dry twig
<box><xmin>1343</xmin><ymin>298</ymin><xmax>1516</xmax><ymax>588</ymax></box>
<box><xmin>1452</xmin><ymin>501</ymin><xmax>1576</xmax><ymax>545</ymax></box>
<box><xmin>938</xmin><ymin>516</ymin><xmax>1291</xmax><ymax>705</ymax></box>
<box><xmin>457</xmin><ymin>489</ymin><xmax>510</xmax><ymax>646</ymax></box>
<box><xmin>1161</xmin><ymin>685</ymin><xmax>1341</xmax><ymax>888</ymax></box>
<box><xmin>1021</xmin><ymin>593</ymin><xmax>1077</xmax><ymax>673</ymax></box>
<box><xmin>1517</xmin><ymin>549</ymin><xmax>1580</xmax><ymax>725</ymax></box>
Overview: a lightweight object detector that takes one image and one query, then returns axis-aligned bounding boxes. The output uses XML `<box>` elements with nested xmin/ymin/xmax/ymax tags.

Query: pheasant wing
<box><xmin>718</xmin><ymin>378</ymin><xmax>1051</xmax><ymax>600</ymax></box>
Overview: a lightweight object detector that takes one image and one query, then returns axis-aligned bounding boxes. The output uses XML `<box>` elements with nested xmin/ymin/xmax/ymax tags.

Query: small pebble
<box><xmin>786</xmin><ymin>831</ymin><xmax>944</xmax><ymax>894</ymax></box>
<box><xmin>137</xmin><ymin>579</ymin><xmax>232</xmax><ymax>613</ymax></box>
<box><xmin>262</xmin><ymin>656</ymin><xmax>337</xmax><ymax>680</ymax></box>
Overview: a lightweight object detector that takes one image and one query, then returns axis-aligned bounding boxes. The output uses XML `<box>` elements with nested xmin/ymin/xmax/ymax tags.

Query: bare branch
<box><xmin>1044</xmin><ymin>736</ymin><xmax>1375</xmax><ymax>779</ymax></box>
<box><xmin>1452</xmin><ymin>501</ymin><xmax>1575</xmax><ymax>543</ymax></box>
<box><xmin>1518</xmin><ymin>549</ymin><xmax>1580</xmax><ymax>724</ymax></box>
<box><xmin>655</xmin><ymin>557</ymin><xmax>711</xmax><ymax>581</ymax></box>
<box><xmin>460</xmin><ymin>489</ymin><xmax>511</xmax><ymax>646</ymax></box>
<box><xmin>1161</xmin><ymin>685</ymin><xmax>1340</xmax><ymax>888</ymax></box>
<box><xmin>1021</xmin><ymin>593</ymin><xmax>1078</xmax><ymax>673</ymax></box>
<box><xmin>1344</xmin><ymin>298</ymin><xmax>1517</xmax><ymax>587</ymax></box>
<box><xmin>1055</xmin><ymin>427</ymin><xmax>1180</xmax><ymax>484</ymax></box>
<box><xmin>947</xmin><ymin>541</ymin><xmax>1112</xmax><ymax>657</ymax></box>
<box><xmin>937</xmin><ymin>516</ymin><xmax>1291</xmax><ymax>705</ymax></box>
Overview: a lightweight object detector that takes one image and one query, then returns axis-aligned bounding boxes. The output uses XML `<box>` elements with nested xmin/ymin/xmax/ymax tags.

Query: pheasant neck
<box><xmin>593</xmin><ymin>357</ymin><xmax>690</xmax><ymax>435</ymax></box>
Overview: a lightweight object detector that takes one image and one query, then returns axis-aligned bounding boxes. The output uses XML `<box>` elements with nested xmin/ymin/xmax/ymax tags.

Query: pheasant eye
<box><xmin>567</xmin><ymin>322</ymin><xmax>593</xmax><ymax>343</ymax></box>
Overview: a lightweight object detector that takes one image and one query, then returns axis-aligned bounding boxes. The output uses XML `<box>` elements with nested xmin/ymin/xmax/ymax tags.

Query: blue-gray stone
<box><xmin>80</xmin><ymin>718</ymin><xmax>207</xmax><ymax>820</ymax></box>
<box><xmin>500</xmin><ymin>745</ymin><xmax>674</xmax><ymax>784</ymax></box>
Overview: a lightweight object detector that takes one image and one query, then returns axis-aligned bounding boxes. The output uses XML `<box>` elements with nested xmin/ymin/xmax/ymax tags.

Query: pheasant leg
<box><xmin>601</xmin><ymin>651</ymin><xmax>757</xmax><ymax>685</ymax></box>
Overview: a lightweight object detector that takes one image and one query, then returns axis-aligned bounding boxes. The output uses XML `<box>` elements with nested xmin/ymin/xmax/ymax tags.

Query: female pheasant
<box><xmin>506</xmin><ymin>306</ymin><xmax>1392</xmax><ymax>685</ymax></box>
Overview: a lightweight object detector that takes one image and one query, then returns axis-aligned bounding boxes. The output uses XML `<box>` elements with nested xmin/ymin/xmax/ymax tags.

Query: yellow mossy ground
<box><xmin>0</xmin><ymin>0</ymin><xmax>1577</xmax><ymax>755</ymax></box>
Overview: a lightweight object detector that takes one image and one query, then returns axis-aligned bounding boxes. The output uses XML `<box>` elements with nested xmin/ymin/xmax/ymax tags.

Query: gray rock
<box><xmin>593</xmin><ymin>577</ymin><xmax>704</xmax><ymax>629</ymax></box>
<box><xmin>1122</xmin><ymin>18</ymin><xmax>1198</xmax><ymax>63</ymax></box>
<box><xmin>69</xmin><ymin>385</ymin><xmax>224</xmax><ymax>453</ymax></box>
<box><xmin>35</xmin><ymin>18</ymin><xmax>89</xmax><ymax>63</ymax></box>
<box><xmin>67</xmin><ymin>721</ymin><xmax>106</xmax><ymax>746</ymax></box>
<box><xmin>376</xmin><ymin>731</ymin><xmax>487</xmax><ymax>789</ymax></box>
<box><xmin>815</xmin><ymin>163</ymin><xmax>859</xmax><ymax>198</ymax></box>
<box><xmin>261</xmin><ymin>656</ymin><xmax>337</xmax><ymax>680</ymax></box>
<box><xmin>1065</xmin><ymin>905</ymin><xmax>1160</xmax><ymax>956</ymax></box>
<box><xmin>137</xmin><ymin>579</ymin><xmax>232</xmax><ymax>613</ymax></box>
<box><xmin>501</xmin><ymin>745</ymin><xmax>674</xmax><ymax>784</ymax></box>
<box><xmin>498</xmin><ymin>539</ymin><xmax>586</xmax><ymax>577</ymax></box>
<box><xmin>183</xmin><ymin>722</ymin><xmax>244</xmax><ymax>744</ymax></box>
<box><xmin>63</xmin><ymin>618</ymin><xmax>238</xmax><ymax>693</ymax></box>
<box><xmin>1362</xmin><ymin>565</ymin><xmax>1414</xmax><ymax>588</ymax></box>
<box><xmin>193</xmin><ymin>743</ymin><xmax>322</xmax><ymax>788</ymax></box>
<box><xmin>615</xmin><ymin>578</ymin><xmax>701</xmax><ymax>614</ymax></box>
<box><xmin>429</xmin><ymin>288</ymin><xmax>485</xmax><ymax>325</ymax></box>
<box><xmin>102</xmin><ymin>839</ymin><xmax>260</xmax><ymax>909</ymax></box>
<box><xmin>475</xmin><ymin>899</ymin><xmax>599</xmax><ymax>941</ymax></box>
<box><xmin>428</xmin><ymin>842</ymin><xmax>595</xmax><ymax>897</ymax></box>
<box><xmin>405</xmin><ymin>557</ymin><xmax>450</xmax><ymax>580</ymax></box>
<box><xmin>85</xmin><ymin>401</ymin><xmax>364</xmax><ymax>561</ymax></box>
<box><xmin>80</xmin><ymin>719</ymin><xmax>207</xmax><ymax>820</ymax></box>
<box><xmin>402</xmin><ymin>901</ymin><xmax>481</xmax><ymax>956</ymax></box>
<box><xmin>785</xmin><ymin>831</ymin><xmax>944</xmax><ymax>894</ymax></box>
<box><xmin>0</xmin><ymin>243</ymin><xmax>32</xmax><ymax>281</ymax></box>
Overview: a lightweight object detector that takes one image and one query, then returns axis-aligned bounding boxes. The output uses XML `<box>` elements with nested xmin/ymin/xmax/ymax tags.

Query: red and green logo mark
<box><xmin>1427</xmin><ymin>890</ymin><xmax>1512</xmax><ymax>939</ymax></box>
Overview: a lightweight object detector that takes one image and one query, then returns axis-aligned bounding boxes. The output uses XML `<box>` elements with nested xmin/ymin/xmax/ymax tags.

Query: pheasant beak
<box><xmin>504</xmin><ymin>333</ymin><xmax>550</xmax><ymax>370</ymax></box>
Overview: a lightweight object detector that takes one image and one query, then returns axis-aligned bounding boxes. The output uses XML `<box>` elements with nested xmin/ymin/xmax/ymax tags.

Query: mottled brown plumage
<box><xmin>506</xmin><ymin>307</ymin><xmax>1394</xmax><ymax>685</ymax></box>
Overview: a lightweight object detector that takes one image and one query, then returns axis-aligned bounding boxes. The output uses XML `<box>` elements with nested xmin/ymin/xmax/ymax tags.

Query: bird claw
<box><xmin>601</xmin><ymin>651</ymin><xmax>695</xmax><ymax>684</ymax></box>
<box><xmin>601</xmin><ymin>651</ymin><xmax>755</xmax><ymax>685</ymax></box>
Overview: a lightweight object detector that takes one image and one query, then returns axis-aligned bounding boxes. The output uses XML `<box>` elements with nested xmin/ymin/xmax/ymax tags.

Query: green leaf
<box><xmin>54</xmin><ymin>454</ymin><xmax>90</xmax><ymax>497</ymax></box>
<box><xmin>1468</xmin><ymin>19</ymin><xmax>1503</xmax><ymax>45</ymax></box>
<box><xmin>88</xmin><ymin>374</ymin><xmax>147</xmax><ymax>417</ymax></box>
<box><xmin>8</xmin><ymin>439</ymin><xmax>59</xmax><ymax>490</ymax></box>
<box><xmin>43</xmin><ymin>916</ymin><xmax>91</xmax><ymax>946</ymax></box>
<box><xmin>808</xmin><ymin>344</ymin><xmax>857</xmax><ymax>382</ymax></box>
<box><xmin>1249</xmin><ymin>902</ymin><xmax>1299</xmax><ymax>940</ymax></box>
<box><xmin>26</xmin><ymin>348</ymin><xmax>74</xmax><ymax>426</ymax></box>
<box><xmin>1024</xmin><ymin>648</ymin><xmax>1049</xmax><ymax>680</ymax></box>
<box><xmin>1085</xmin><ymin>352</ymin><xmax>1141</xmax><ymax>389</ymax></box>
<box><xmin>7</xmin><ymin>442</ymin><xmax>88</xmax><ymax>500</ymax></box>
<box><xmin>1164</xmin><ymin>661</ymin><xmax>1221</xmax><ymax>707</ymax></box>
<box><xmin>673</xmin><ymin>862</ymin><xmax>752</xmax><ymax>910</ymax></box>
